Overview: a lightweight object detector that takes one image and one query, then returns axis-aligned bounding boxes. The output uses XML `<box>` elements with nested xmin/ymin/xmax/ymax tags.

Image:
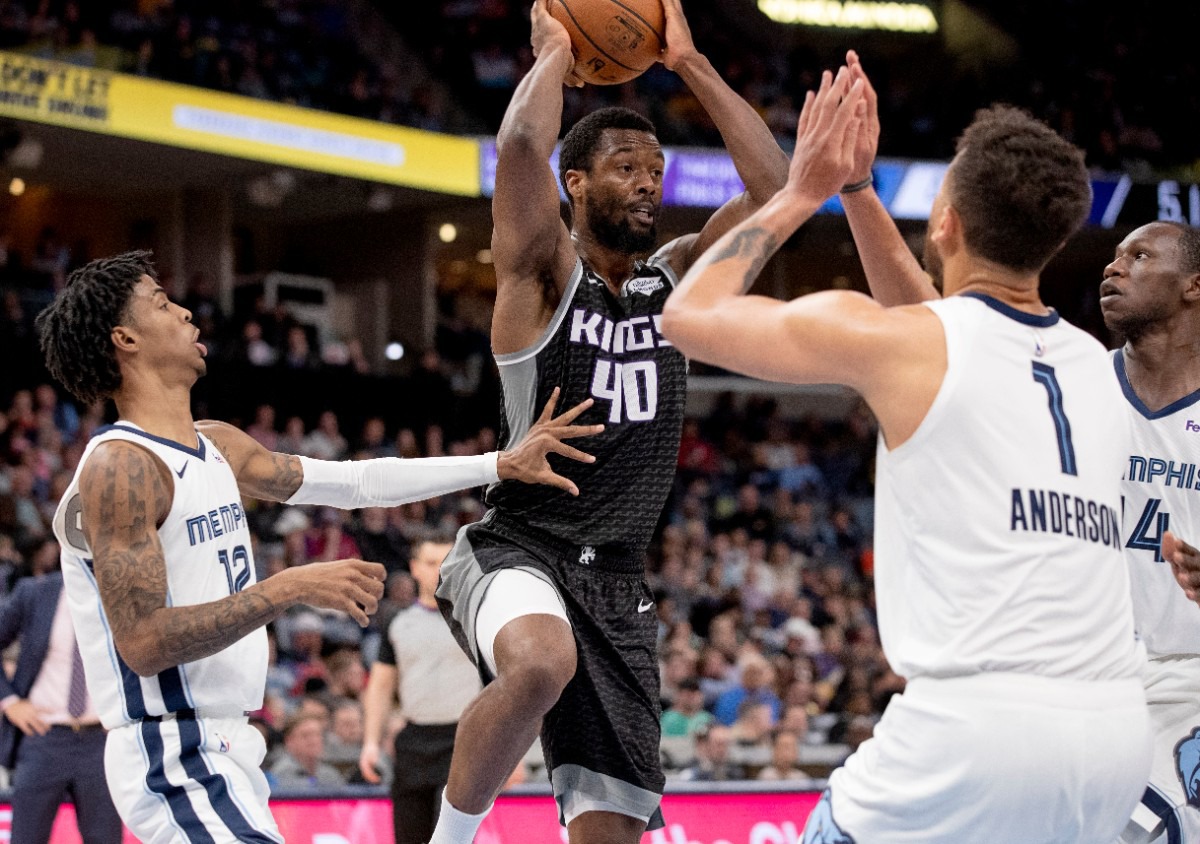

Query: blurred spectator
<box><xmin>322</xmin><ymin>698</ymin><xmax>365</xmax><ymax>781</ymax></box>
<box><xmin>302</xmin><ymin>411</ymin><xmax>349</xmax><ymax>461</ymax></box>
<box><xmin>712</xmin><ymin>655</ymin><xmax>781</xmax><ymax>726</ymax></box>
<box><xmin>678</xmin><ymin>725</ymin><xmax>746</xmax><ymax>782</ymax></box>
<box><xmin>352</xmin><ymin>507</ymin><xmax>411</xmax><ymax>577</ymax></box>
<box><xmin>246</xmin><ymin>404</ymin><xmax>279</xmax><ymax>451</ymax></box>
<box><xmin>270</xmin><ymin>713</ymin><xmax>346</xmax><ymax>791</ymax></box>
<box><xmin>757</xmin><ymin>730</ymin><xmax>811</xmax><ymax>783</ymax></box>
<box><xmin>661</xmin><ymin>678</ymin><xmax>714</xmax><ymax>739</ymax></box>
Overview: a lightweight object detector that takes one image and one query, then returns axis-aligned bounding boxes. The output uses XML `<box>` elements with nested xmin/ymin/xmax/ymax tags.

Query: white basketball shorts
<box><xmin>106</xmin><ymin>714</ymin><xmax>283</xmax><ymax>844</ymax></box>
<box><xmin>1121</xmin><ymin>655</ymin><xmax>1200</xmax><ymax>844</ymax></box>
<box><xmin>803</xmin><ymin>672</ymin><xmax>1151</xmax><ymax>844</ymax></box>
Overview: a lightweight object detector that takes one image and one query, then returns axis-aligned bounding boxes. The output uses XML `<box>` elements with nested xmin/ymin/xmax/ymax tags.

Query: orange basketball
<box><xmin>549</xmin><ymin>0</ymin><xmax>666</xmax><ymax>86</ymax></box>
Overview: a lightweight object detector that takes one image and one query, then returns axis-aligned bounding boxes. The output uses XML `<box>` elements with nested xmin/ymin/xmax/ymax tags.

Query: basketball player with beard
<box><xmin>431</xmin><ymin>0</ymin><xmax>788</xmax><ymax>842</ymax></box>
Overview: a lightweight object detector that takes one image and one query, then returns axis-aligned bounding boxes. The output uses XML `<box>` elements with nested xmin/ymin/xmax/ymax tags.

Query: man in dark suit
<box><xmin>0</xmin><ymin>568</ymin><xmax>121</xmax><ymax>844</ymax></box>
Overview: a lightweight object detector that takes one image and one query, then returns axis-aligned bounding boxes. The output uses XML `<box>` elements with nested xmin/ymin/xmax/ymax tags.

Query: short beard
<box><xmin>585</xmin><ymin>198</ymin><xmax>658</xmax><ymax>255</ymax></box>
<box><xmin>1105</xmin><ymin>308</ymin><xmax>1163</xmax><ymax>346</ymax></box>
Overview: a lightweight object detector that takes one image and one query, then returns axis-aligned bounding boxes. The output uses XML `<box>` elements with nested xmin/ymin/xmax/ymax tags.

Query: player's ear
<box><xmin>1182</xmin><ymin>271</ymin><xmax>1200</xmax><ymax>304</ymax></box>
<box><xmin>111</xmin><ymin>323</ymin><xmax>140</xmax><ymax>354</ymax></box>
<box><xmin>928</xmin><ymin>203</ymin><xmax>959</xmax><ymax>249</ymax></box>
<box><xmin>564</xmin><ymin>169</ymin><xmax>585</xmax><ymax>204</ymax></box>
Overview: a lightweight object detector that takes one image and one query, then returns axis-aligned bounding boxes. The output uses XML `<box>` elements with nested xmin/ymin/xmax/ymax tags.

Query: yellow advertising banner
<box><xmin>0</xmin><ymin>51</ymin><xmax>481</xmax><ymax>196</ymax></box>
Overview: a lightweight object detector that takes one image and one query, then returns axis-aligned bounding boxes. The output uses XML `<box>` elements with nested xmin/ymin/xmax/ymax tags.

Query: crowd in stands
<box><xmin>0</xmin><ymin>354</ymin><xmax>891</xmax><ymax>789</ymax></box>
<box><xmin>0</xmin><ymin>0</ymin><xmax>473</xmax><ymax>132</ymax></box>
<box><xmin>2</xmin><ymin>1</ymin><xmax>1196</xmax><ymax>175</ymax></box>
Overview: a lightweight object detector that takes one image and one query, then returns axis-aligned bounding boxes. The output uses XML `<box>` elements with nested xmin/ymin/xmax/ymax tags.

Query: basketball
<box><xmin>549</xmin><ymin>0</ymin><xmax>666</xmax><ymax>86</ymax></box>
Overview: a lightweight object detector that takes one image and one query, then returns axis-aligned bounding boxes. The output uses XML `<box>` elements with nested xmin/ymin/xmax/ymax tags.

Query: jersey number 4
<box><xmin>1126</xmin><ymin>498</ymin><xmax>1170</xmax><ymax>562</ymax></box>
<box><xmin>1031</xmin><ymin>362</ymin><xmax>1078</xmax><ymax>476</ymax></box>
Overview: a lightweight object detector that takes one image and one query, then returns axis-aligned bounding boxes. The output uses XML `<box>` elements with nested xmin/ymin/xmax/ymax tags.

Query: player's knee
<box><xmin>500</xmin><ymin>639</ymin><xmax>576</xmax><ymax>711</ymax></box>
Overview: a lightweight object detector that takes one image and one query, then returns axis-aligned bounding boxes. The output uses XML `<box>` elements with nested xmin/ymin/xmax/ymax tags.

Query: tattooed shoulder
<box><xmin>80</xmin><ymin>441</ymin><xmax>172</xmax><ymax>537</ymax></box>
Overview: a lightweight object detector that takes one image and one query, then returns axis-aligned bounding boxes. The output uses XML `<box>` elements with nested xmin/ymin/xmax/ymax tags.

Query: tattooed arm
<box><xmin>196</xmin><ymin>420</ymin><xmax>303</xmax><ymax>501</ymax></box>
<box><xmin>80</xmin><ymin>441</ymin><xmax>384</xmax><ymax>677</ymax></box>
<box><xmin>662</xmin><ymin>70</ymin><xmax>947</xmax><ymax>446</ymax></box>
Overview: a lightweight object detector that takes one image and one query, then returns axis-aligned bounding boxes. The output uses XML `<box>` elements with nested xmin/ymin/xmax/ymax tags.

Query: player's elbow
<box><xmin>660</xmin><ymin>300</ymin><xmax>707</xmax><ymax>359</ymax></box>
<box><xmin>115</xmin><ymin>633</ymin><xmax>168</xmax><ymax>677</ymax></box>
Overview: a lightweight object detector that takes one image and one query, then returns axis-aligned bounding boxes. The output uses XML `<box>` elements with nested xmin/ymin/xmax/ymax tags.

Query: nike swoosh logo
<box><xmin>175</xmin><ymin>462</ymin><xmax>188</xmax><ymax>479</ymax></box>
<box><xmin>637</xmin><ymin>600</ymin><xmax>654</xmax><ymax>613</ymax></box>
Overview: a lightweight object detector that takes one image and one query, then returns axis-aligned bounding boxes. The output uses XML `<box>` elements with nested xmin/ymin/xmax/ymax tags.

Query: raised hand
<box><xmin>1164</xmin><ymin>530</ymin><xmax>1200</xmax><ymax>605</ymax></box>
<box><xmin>845</xmin><ymin>50</ymin><xmax>880</xmax><ymax>185</ymax></box>
<box><xmin>783</xmin><ymin>66</ymin><xmax>865</xmax><ymax>206</ymax></box>
<box><xmin>281</xmin><ymin>559</ymin><xmax>386</xmax><ymax>627</ymax></box>
<box><xmin>497</xmin><ymin>387</ymin><xmax>604</xmax><ymax>496</ymax></box>
<box><xmin>659</xmin><ymin>0</ymin><xmax>699</xmax><ymax>71</ymax></box>
<box><xmin>531</xmin><ymin>0</ymin><xmax>585</xmax><ymax>87</ymax></box>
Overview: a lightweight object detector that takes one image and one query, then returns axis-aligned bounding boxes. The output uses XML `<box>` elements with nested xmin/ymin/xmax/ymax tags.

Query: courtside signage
<box><xmin>0</xmin><ymin>51</ymin><xmax>480</xmax><ymax>196</ymax></box>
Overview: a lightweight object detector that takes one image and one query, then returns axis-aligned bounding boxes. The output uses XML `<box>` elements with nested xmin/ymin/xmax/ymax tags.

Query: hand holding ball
<box><xmin>549</xmin><ymin>0</ymin><xmax>666</xmax><ymax>85</ymax></box>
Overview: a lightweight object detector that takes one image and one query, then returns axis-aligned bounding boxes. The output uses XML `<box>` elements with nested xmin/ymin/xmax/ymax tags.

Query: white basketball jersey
<box><xmin>874</xmin><ymin>294</ymin><xmax>1144</xmax><ymax>682</ymax></box>
<box><xmin>53</xmin><ymin>423</ymin><xmax>267</xmax><ymax>729</ymax></box>
<box><xmin>1114</xmin><ymin>350</ymin><xmax>1200</xmax><ymax>658</ymax></box>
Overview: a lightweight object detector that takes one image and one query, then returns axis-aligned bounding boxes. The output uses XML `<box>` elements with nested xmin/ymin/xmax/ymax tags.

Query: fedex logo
<box><xmin>1187</xmin><ymin>420</ymin><xmax>1200</xmax><ymax>432</ymax></box>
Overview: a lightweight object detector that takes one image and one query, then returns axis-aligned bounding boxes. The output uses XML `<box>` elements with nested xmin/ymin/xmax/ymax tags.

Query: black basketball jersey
<box><xmin>486</xmin><ymin>251</ymin><xmax>687</xmax><ymax>558</ymax></box>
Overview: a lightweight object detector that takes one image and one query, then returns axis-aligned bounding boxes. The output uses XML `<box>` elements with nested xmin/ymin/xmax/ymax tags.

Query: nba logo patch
<box><xmin>216</xmin><ymin>732</ymin><xmax>231</xmax><ymax>753</ymax></box>
<box><xmin>1175</xmin><ymin>727</ymin><xmax>1200</xmax><ymax>805</ymax></box>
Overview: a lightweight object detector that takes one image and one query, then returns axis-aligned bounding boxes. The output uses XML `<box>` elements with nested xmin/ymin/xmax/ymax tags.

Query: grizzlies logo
<box><xmin>802</xmin><ymin>790</ymin><xmax>856</xmax><ymax>844</ymax></box>
<box><xmin>1176</xmin><ymin>727</ymin><xmax>1200</xmax><ymax>806</ymax></box>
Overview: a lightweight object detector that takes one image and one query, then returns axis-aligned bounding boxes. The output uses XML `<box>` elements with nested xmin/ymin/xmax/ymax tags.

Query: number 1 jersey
<box><xmin>486</xmin><ymin>252</ymin><xmax>687</xmax><ymax>558</ymax></box>
<box><xmin>52</xmin><ymin>423</ymin><xmax>267</xmax><ymax>729</ymax></box>
<box><xmin>873</xmin><ymin>294</ymin><xmax>1144</xmax><ymax>682</ymax></box>
<box><xmin>1115</xmin><ymin>350</ymin><xmax>1200</xmax><ymax>658</ymax></box>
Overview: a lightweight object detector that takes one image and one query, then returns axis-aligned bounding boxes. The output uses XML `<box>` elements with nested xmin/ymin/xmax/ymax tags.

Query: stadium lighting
<box><xmin>757</xmin><ymin>0</ymin><xmax>938</xmax><ymax>32</ymax></box>
<box><xmin>385</xmin><ymin>342</ymin><xmax>405</xmax><ymax>361</ymax></box>
<box><xmin>476</xmin><ymin>249</ymin><xmax>493</xmax><ymax>264</ymax></box>
<box><xmin>438</xmin><ymin>223</ymin><xmax>457</xmax><ymax>243</ymax></box>
<box><xmin>8</xmin><ymin>177</ymin><xmax>24</xmax><ymax>196</ymax></box>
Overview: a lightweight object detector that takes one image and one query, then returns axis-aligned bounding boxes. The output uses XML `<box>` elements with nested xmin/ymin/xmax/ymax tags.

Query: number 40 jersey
<box><xmin>486</xmin><ymin>250</ymin><xmax>687</xmax><ymax>559</ymax></box>
<box><xmin>1115</xmin><ymin>350</ymin><xmax>1200</xmax><ymax>658</ymax></box>
<box><xmin>52</xmin><ymin>423</ymin><xmax>267</xmax><ymax>729</ymax></box>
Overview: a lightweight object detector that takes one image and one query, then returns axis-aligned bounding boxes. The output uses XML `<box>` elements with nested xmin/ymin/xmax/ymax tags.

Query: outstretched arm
<box><xmin>656</xmin><ymin>0</ymin><xmax>790</xmax><ymax>273</ymax></box>
<box><xmin>490</xmin><ymin>0</ymin><xmax>579</xmax><ymax>353</ymax></box>
<box><xmin>80</xmin><ymin>441</ymin><xmax>384</xmax><ymax>677</ymax></box>
<box><xmin>841</xmin><ymin>51</ymin><xmax>939</xmax><ymax>306</ymax></box>
<box><xmin>662</xmin><ymin>66</ymin><xmax>947</xmax><ymax>449</ymax></box>
<box><xmin>197</xmin><ymin>389</ymin><xmax>603</xmax><ymax>505</ymax></box>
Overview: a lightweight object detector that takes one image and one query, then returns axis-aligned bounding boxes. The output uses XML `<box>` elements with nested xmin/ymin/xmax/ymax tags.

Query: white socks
<box><xmin>428</xmin><ymin>792</ymin><xmax>490</xmax><ymax>844</ymax></box>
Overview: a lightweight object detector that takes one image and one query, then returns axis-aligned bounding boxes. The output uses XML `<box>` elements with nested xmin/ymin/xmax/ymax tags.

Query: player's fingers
<box><xmin>1162</xmin><ymin>530</ymin><xmax>1180</xmax><ymax>563</ymax></box>
<box><xmin>542</xmin><ymin>470</ymin><xmax>580</xmax><ymax>496</ymax></box>
<box><xmin>549</xmin><ymin>395</ymin><xmax>593</xmax><ymax>425</ymax></box>
<box><xmin>31</xmin><ymin>718</ymin><xmax>49</xmax><ymax>736</ymax></box>
<box><xmin>796</xmin><ymin>89</ymin><xmax>816</xmax><ymax>137</ymax></box>
<box><xmin>552</xmin><ymin>422</ymin><xmax>605</xmax><ymax>440</ymax></box>
<box><xmin>830</xmin><ymin>79</ymin><xmax>865</xmax><ymax>142</ymax></box>
<box><xmin>536</xmin><ymin>387</ymin><xmax>562</xmax><ymax>424</ymax></box>
<box><xmin>549</xmin><ymin>441</ymin><xmax>595</xmax><ymax>464</ymax></box>
<box><xmin>343</xmin><ymin>597</ymin><xmax>371</xmax><ymax>627</ymax></box>
<box><xmin>349</xmin><ymin>560</ymin><xmax>388</xmax><ymax>580</ymax></box>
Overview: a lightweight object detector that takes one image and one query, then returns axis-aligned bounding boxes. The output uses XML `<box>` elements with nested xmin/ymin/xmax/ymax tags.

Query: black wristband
<box><xmin>840</xmin><ymin>175</ymin><xmax>874</xmax><ymax>194</ymax></box>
